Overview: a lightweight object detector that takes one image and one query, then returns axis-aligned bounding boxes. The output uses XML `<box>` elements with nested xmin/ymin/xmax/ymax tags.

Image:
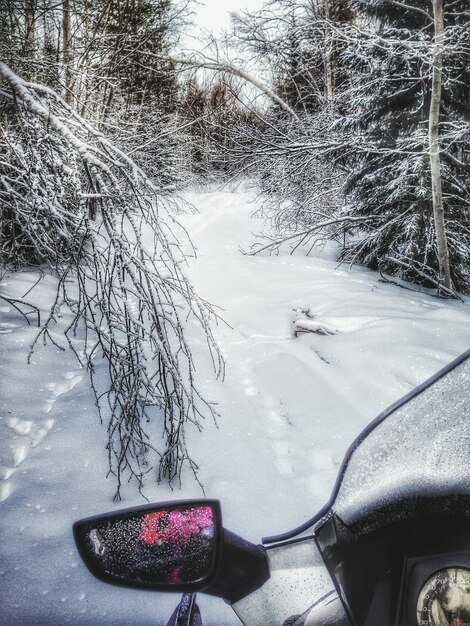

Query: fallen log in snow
<box><xmin>292</xmin><ymin>307</ymin><xmax>339</xmax><ymax>337</ymax></box>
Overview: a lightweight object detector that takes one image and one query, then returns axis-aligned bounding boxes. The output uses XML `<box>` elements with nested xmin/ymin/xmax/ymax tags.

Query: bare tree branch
<box><xmin>0</xmin><ymin>63</ymin><xmax>224</xmax><ymax>499</ymax></box>
<box><xmin>137</xmin><ymin>50</ymin><xmax>300</xmax><ymax>121</ymax></box>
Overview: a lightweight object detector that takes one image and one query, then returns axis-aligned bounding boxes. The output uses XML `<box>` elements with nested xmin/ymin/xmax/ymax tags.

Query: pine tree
<box><xmin>340</xmin><ymin>0</ymin><xmax>470</xmax><ymax>293</ymax></box>
<box><xmin>97</xmin><ymin>0</ymin><xmax>179</xmax><ymax>113</ymax></box>
<box><xmin>273</xmin><ymin>14</ymin><xmax>322</xmax><ymax>114</ymax></box>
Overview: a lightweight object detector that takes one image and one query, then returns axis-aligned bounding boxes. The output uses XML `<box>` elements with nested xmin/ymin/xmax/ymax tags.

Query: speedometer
<box><xmin>416</xmin><ymin>568</ymin><xmax>470</xmax><ymax>626</ymax></box>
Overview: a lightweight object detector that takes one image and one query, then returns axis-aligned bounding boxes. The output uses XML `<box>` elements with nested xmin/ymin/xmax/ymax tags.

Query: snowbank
<box><xmin>1</xmin><ymin>189</ymin><xmax>469</xmax><ymax>624</ymax></box>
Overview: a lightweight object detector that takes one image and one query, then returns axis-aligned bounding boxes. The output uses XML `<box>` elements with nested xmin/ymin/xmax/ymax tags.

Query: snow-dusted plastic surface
<box><xmin>232</xmin><ymin>538</ymin><xmax>339</xmax><ymax>626</ymax></box>
<box><xmin>334</xmin><ymin>354</ymin><xmax>470</xmax><ymax>525</ymax></box>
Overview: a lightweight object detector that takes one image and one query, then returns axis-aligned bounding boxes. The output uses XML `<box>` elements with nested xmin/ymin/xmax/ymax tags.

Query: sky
<box><xmin>195</xmin><ymin>0</ymin><xmax>264</xmax><ymax>30</ymax></box>
<box><xmin>185</xmin><ymin>0</ymin><xmax>265</xmax><ymax>49</ymax></box>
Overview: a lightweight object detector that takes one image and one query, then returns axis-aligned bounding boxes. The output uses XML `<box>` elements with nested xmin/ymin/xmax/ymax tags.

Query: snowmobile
<box><xmin>74</xmin><ymin>349</ymin><xmax>470</xmax><ymax>626</ymax></box>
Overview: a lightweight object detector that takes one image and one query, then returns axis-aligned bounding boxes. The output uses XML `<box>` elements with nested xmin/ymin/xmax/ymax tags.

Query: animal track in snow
<box><xmin>1</xmin><ymin>418</ymin><xmax>56</xmax><ymax>503</ymax></box>
<box><xmin>0</xmin><ymin>322</ymin><xmax>19</xmax><ymax>334</ymax></box>
<box><xmin>0</xmin><ymin>482</ymin><xmax>13</xmax><ymax>503</ymax></box>
<box><xmin>264</xmin><ymin>409</ymin><xmax>291</xmax><ymax>438</ymax></box>
<box><xmin>239</xmin><ymin>361</ymin><xmax>259</xmax><ymax>396</ymax></box>
<box><xmin>309</xmin><ymin>448</ymin><xmax>337</xmax><ymax>472</ymax></box>
<box><xmin>12</xmin><ymin>445</ymin><xmax>28</xmax><ymax>467</ymax></box>
<box><xmin>237</xmin><ymin>358</ymin><xmax>295</xmax><ymax>474</ymax></box>
<box><xmin>7</xmin><ymin>417</ymin><xmax>34</xmax><ymax>436</ymax></box>
<box><xmin>242</xmin><ymin>376</ymin><xmax>259</xmax><ymax>396</ymax></box>
<box><xmin>0</xmin><ymin>371</ymin><xmax>82</xmax><ymax>503</ymax></box>
<box><xmin>0</xmin><ymin>466</ymin><xmax>15</xmax><ymax>481</ymax></box>
<box><xmin>44</xmin><ymin>371</ymin><xmax>83</xmax><ymax>414</ymax></box>
<box><xmin>6</xmin><ymin>417</ymin><xmax>55</xmax><ymax>448</ymax></box>
<box><xmin>260</xmin><ymin>399</ymin><xmax>296</xmax><ymax>475</ymax></box>
<box><xmin>239</xmin><ymin>360</ymin><xmax>252</xmax><ymax>374</ymax></box>
<box><xmin>0</xmin><ymin>444</ymin><xmax>27</xmax><ymax>503</ymax></box>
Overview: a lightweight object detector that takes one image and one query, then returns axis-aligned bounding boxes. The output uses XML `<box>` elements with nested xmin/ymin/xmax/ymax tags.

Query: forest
<box><xmin>1</xmin><ymin>2</ymin><xmax>470</xmax><ymax>624</ymax></box>
<box><xmin>1</xmin><ymin>0</ymin><xmax>469</xmax><ymax>494</ymax></box>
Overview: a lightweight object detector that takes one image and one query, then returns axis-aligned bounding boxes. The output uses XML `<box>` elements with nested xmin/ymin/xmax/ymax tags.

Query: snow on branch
<box><xmin>384</xmin><ymin>256</ymin><xmax>463</xmax><ymax>300</ymax></box>
<box><xmin>246</xmin><ymin>214</ymin><xmax>380</xmax><ymax>256</ymax></box>
<box><xmin>0</xmin><ymin>63</ymin><xmax>110</xmax><ymax>174</ymax></box>
<box><xmin>136</xmin><ymin>50</ymin><xmax>300</xmax><ymax>121</ymax></box>
<box><xmin>0</xmin><ymin>63</ymin><xmax>223</xmax><ymax>499</ymax></box>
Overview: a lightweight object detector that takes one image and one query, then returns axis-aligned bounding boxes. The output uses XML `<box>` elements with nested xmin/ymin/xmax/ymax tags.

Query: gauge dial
<box><xmin>417</xmin><ymin>567</ymin><xmax>470</xmax><ymax>626</ymax></box>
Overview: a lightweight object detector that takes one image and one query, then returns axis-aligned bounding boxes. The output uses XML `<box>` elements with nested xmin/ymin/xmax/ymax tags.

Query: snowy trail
<box><xmin>178</xmin><ymin>189</ymin><xmax>470</xmax><ymax>539</ymax></box>
<box><xmin>176</xmin><ymin>192</ymin><xmax>354</xmax><ymax>534</ymax></box>
<box><xmin>1</xmin><ymin>188</ymin><xmax>470</xmax><ymax>625</ymax></box>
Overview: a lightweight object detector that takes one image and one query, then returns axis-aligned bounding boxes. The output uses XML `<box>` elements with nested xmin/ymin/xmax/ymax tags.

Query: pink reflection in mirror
<box><xmin>139</xmin><ymin>506</ymin><xmax>214</xmax><ymax>546</ymax></box>
<box><xmin>84</xmin><ymin>505</ymin><xmax>217</xmax><ymax>587</ymax></box>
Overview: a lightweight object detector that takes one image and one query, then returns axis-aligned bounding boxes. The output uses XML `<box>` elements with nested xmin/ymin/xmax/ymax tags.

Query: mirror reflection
<box><xmin>84</xmin><ymin>505</ymin><xmax>216</xmax><ymax>586</ymax></box>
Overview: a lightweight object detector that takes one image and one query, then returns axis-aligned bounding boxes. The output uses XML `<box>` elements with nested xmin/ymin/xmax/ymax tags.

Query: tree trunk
<box><xmin>43</xmin><ymin>0</ymin><xmax>53</xmax><ymax>53</ymax></box>
<box><xmin>429</xmin><ymin>0</ymin><xmax>452</xmax><ymax>293</ymax></box>
<box><xmin>25</xmin><ymin>0</ymin><xmax>36</xmax><ymax>65</ymax></box>
<box><xmin>324</xmin><ymin>0</ymin><xmax>334</xmax><ymax>104</ymax></box>
<box><xmin>63</xmin><ymin>0</ymin><xmax>73</xmax><ymax>106</ymax></box>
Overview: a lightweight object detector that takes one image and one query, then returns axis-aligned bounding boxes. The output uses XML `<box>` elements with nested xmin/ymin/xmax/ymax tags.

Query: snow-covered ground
<box><xmin>1</xmin><ymin>188</ymin><xmax>470</xmax><ymax>625</ymax></box>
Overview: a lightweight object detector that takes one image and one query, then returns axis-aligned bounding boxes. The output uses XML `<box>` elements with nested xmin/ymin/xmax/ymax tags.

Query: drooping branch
<box><xmin>138</xmin><ymin>50</ymin><xmax>300</xmax><ymax>121</ymax></box>
<box><xmin>0</xmin><ymin>293</ymin><xmax>41</xmax><ymax>326</ymax></box>
<box><xmin>0</xmin><ymin>63</ymin><xmax>224</xmax><ymax>499</ymax></box>
<box><xmin>247</xmin><ymin>214</ymin><xmax>380</xmax><ymax>256</ymax></box>
<box><xmin>0</xmin><ymin>62</ymin><xmax>112</xmax><ymax>174</ymax></box>
<box><xmin>385</xmin><ymin>256</ymin><xmax>462</xmax><ymax>300</ymax></box>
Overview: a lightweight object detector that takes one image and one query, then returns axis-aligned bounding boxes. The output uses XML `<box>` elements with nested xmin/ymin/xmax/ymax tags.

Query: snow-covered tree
<box><xmin>79</xmin><ymin>0</ymin><xmax>184</xmax><ymax>114</ymax></box>
<box><xmin>226</xmin><ymin>1</ymin><xmax>352</xmax><ymax>252</ymax></box>
<box><xmin>339</xmin><ymin>0</ymin><xmax>470</xmax><ymax>293</ymax></box>
<box><xmin>175</xmin><ymin>75</ymin><xmax>255</xmax><ymax>178</ymax></box>
<box><xmin>239</xmin><ymin>0</ymin><xmax>469</xmax><ymax>295</ymax></box>
<box><xmin>0</xmin><ymin>64</ymin><xmax>223</xmax><ymax>498</ymax></box>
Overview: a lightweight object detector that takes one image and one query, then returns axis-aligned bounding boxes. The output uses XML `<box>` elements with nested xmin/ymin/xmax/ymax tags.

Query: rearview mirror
<box><xmin>73</xmin><ymin>500</ymin><xmax>222</xmax><ymax>592</ymax></box>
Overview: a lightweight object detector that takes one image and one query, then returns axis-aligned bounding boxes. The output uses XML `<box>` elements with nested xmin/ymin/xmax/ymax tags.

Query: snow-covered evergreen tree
<box><xmin>340</xmin><ymin>0</ymin><xmax>470</xmax><ymax>293</ymax></box>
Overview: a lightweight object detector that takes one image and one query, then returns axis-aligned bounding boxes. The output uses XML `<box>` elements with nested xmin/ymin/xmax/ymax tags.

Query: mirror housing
<box><xmin>73</xmin><ymin>500</ymin><xmax>222</xmax><ymax>593</ymax></box>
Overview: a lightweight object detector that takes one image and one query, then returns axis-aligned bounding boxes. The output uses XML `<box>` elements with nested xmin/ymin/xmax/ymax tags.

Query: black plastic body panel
<box><xmin>316</xmin><ymin>508</ymin><xmax>470</xmax><ymax>626</ymax></box>
<box><xmin>205</xmin><ymin>529</ymin><xmax>270</xmax><ymax>604</ymax></box>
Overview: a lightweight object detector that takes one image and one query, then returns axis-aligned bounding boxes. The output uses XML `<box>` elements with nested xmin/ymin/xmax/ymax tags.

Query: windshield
<box><xmin>333</xmin><ymin>352</ymin><xmax>470</xmax><ymax>528</ymax></box>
